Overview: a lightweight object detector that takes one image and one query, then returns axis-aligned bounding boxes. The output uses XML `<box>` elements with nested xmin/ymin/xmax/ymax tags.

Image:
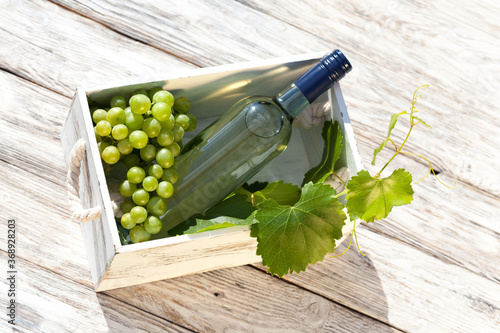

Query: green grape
<box><xmin>121</xmin><ymin>213</ymin><xmax>136</xmax><ymax>230</ymax></box>
<box><xmin>157</xmin><ymin>181</ymin><xmax>174</xmax><ymax>199</ymax></box>
<box><xmin>140</xmin><ymin>144</ymin><xmax>156</xmax><ymax>162</ymax></box>
<box><xmin>153</xmin><ymin>90</ymin><xmax>175</xmax><ymax>107</ymax></box>
<box><xmin>142</xmin><ymin>176</ymin><xmax>158</xmax><ymax>192</ymax></box>
<box><xmin>117</xmin><ymin>139</ymin><xmax>133</xmax><ymax>155</ymax></box>
<box><xmin>172</xmin><ymin>124</ymin><xmax>185</xmax><ymax>142</ymax></box>
<box><xmin>156</xmin><ymin>130</ymin><xmax>174</xmax><ymax>147</ymax></box>
<box><xmin>161</xmin><ymin>168</ymin><xmax>178</xmax><ymax>184</ymax></box>
<box><xmin>156</xmin><ymin>148</ymin><xmax>174</xmax><ymax>168</ymax></box>
<box><xmin>148</xmin><ymin>164</ymin><xmax>163</xmax><ymax>179</ymax></box>
<box><xmin>125</xmin><ymin>112</ymin><xmax>144</xmax><ymax>131</ymax></box>
<box><xmin>159</xmin><ymin>114</ymin><xmax>175</xmax><ymax>131</ymax></box>
<box><xmin>110</xmin><ymin>95</ymin><xmax>127</xmax><ymax>109</ymax></box>
<box><xmin>142</xmin><ymin>118</ymin><xmax>162</xmax><ymax>138</ymax></box>
<box><xmin>106</xmin><ymin>107</ymin><xmax>126</xmax><ymax>126</ymax></box>
<box><xmin>97</xmin><ymin>141</ymin><xmax>110</xmax><ymax>156</ymax></box>
<box><xmin>127</xmin><ymin>166</ymin><xmax>146</xmax><ymax>184</ymax></box>
<box><xmin>124</xmin><ymin>106</ymin><xmax>132</xmax><ymax>115</ymax></box>
<box><xmin>128</xmin><ymin>130</ymin><xmax>149</xmax><ymax>149</ymax></box>
<box><xmin>94</xmin><ymin>127</ymin><xmax>101</xmax><ymax>142</ymax></box>
<box><xmin>92</xmin><ymin>109</ymin><xmax>107</xmax><ymax>124</ymax></box>
<box><xmin>146</xmin><ymin>196</ymin><xmax>168</xmax><ymax>216</ymax></box>
<box><xmin>186</xmin><ymin>114</ymin><xmax>198</xmax><ymax>132</ymax></box>
<box><xmin>175</xmin><ymin>114</ymin><xmax>190</xmax><ymax>130</ymax></box>
<box><xmin>129</xmin><ymin>94</ymin><xmax>151</xmax><ymax>115</ymax></box>
<box><xmin>133</xmin><ymin>88</ymin><xmax>148</xmax><ymax>96</ymax></box>
<box><xmin>119</xmin><ymin>180</ymin><xmax>137</xmax><ymax>197</ymax></box>
<box><xmin>152</xmin><ymin>102</ymin><xmax>172</xmax><ymax>122</ymax></box>
<box><xmin>101</xmin><ymin>146</ymin><xmax>120</xmax><ymax>164</ymax></box>
<box><xmin>132</xmin><ymin>188</ymin><xmax>150</xmax><ymax>206</ymax></box>
<box><xmin>173</xmin><ymin>96</ymin><xmax>191</xmax><ymax>114</ymax></box>
<box><xmin>144</xmin><ymin>215</ymin><xmax>162</xmax><ymax>234</ymax></box>
<box><xmin>129</xmin><ymin>225</ymin><xmax>151</xmax><ymax>243</ymax></box>
<box><xmin>95</xmin><ymin>120</ymin><xmax>112</xmax><ymax>137</ymax></box>
<box><xmin>123</xmin><ymin>154</ymin><xmax>140</xmax><ymax>169</ymax></box>
<box><xmin>121</xmin><ymin>200</ymin><xmax>135</xmax><ymax>214</ymax></box>
<box><xmin>167</xmin><ymin>143</ymin><xmax>180</xmax><ymax>157</ymax></box>
<box><xmin>112</xmin><ymin>124</ymin><xmax>129</xmax><ymax>140</ymax></box>
<box><xmin>148</xmin><ymin>87</ymin><xmax>163</xmax><ymax>100</ymax></box>
<box><xmin>130</xmin><ymin>206</ymin><xmax>148</xmax><ymax>223</ymax></box>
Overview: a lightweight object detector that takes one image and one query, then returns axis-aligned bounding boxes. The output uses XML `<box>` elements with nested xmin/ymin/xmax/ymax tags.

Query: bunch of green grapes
<box><xmin>91</xmin><ymin>87</ymin><xmax>197</xmax><ymax>243</ymax></box>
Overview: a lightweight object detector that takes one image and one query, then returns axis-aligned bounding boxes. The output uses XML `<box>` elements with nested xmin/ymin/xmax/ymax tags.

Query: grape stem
<box><xmin>374</xmin><ymin>85</ymin><xmax>427</xmax><ymax>179</ymax></box>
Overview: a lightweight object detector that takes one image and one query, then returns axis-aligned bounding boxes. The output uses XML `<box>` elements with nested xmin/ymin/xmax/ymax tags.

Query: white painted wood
<box><xmin>62</xmin><ymin>88</ymin><xmax>118</xmax><ymax>289</ymax></box>
<box><xmin>62</xmin><ymin>54</ymin><xmax>362</xmax><ymax>291</ymax></box>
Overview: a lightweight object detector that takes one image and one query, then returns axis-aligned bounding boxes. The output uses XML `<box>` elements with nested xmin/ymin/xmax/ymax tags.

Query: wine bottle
<box><xmin>159</xmin><ymin>49</ymin><xmax>352</xmax><ymax>236</ymax></box>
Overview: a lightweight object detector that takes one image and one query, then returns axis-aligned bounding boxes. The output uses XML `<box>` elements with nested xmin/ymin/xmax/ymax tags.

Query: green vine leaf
<box><xmin>254</xmin><ymin>182</ymin><xmax>346</xmax><ymax>277</ymax></box>
<box><xmin>184</xmin><ymin>218</ymin><xmax>250</xmax><ymax>234</ymax></box>
<box><xmin>174</xmin><ymin>193</ymin><xmax>256</xmax><ymax>235</ymax></box>
<box><xmin>252</xmin><ymin>180</ymin><xmax>301</xmax><ymax>206</ymax></box>
<box><xmin>346</xmin><ymin>168</ymin><xmax>414</xmax><ymax>223</ymax></box>
<box><xmin>302</xmin><ymin>120</ymin><xmax>343</xmax><ymax>186</ymax></box>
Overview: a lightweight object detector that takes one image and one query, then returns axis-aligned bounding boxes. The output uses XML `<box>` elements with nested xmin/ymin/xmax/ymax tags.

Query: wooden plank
<box><xmin>0</xmin><ymin>0</ymin><xmax>194</xmax><ymax>97</ymax></box>
<box><xmin>48</xmin><ymin>0</ymin><xmax>330</xmax><ymax>66</ymax></box>
<box><xmin>0</xmin><ymin>69</ymin><xmax>68</xmax><ymax>184</ymax></box>
<box><xmin>252</xmin><ymin>225</ymin><xmax>500</xmax><ymax>333</ymax></box>
<box><xmin>367</xmin><ymin>178</ymin><xmax>500</xmax><ymax>281</ymax></box>
<box><xmin>0</xmin><ymin>159</ymin><xmax>94</xmax><ymax>286</ymax></box>
<box><xmin>236</xmin><ymin>0</ymin><xmax>500</xmax><ymax>197</ymax></box>
<box><xmin>0</xmin><ymin>254</ymin><xmax>191</xmax><ymax>333</ymax></box>
<box><xmin>104</xmin><ymin>265</ymin><xmax>403</xmax><ymax>333</ymax></box>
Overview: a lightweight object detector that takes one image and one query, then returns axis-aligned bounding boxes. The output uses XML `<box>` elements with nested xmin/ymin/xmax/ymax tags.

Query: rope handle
<box><xmin>66</xmin><ymin>139</ymin><xmax>102</xmax><ymax>222</ymax></box>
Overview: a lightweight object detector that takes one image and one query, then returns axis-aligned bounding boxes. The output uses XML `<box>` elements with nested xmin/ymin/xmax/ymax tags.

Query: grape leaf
<box><xmin>254</xmin><ymin>182</ymin><xmax>346</xmax><ymax>277</ymax></box>
<box><xmin>242</xmin><ymin>181</ymin><xmax>268</xmax><ymax>193</ymax></box>
<box><xmin>184</xmin><ymin>217</ymin><xmax>250</xmax><ymax>234</ymax></box>
<box><xmin>202</xmin><ymin>192</ymin><xmax>255</xmax><ymax>219</ymax></box>
<box><xmin>302</xmin><ymin>120</ymin><xmax>343</xmax><ymax>186</ymax></box>
<box><xmin>171</xmin><ymin>193</ymin><xmax>255</xmax><ymax>235</ymax></box>
<box><xmin>252</xmin><ymin>180</ymin><xmax>301</xmax><ymax>206</ymax></box>
<box><xmin>346</xmin><ymin>168</ymin><xmax>413</xmax><ymax>223</ymax></box>
<box><xmin>182</xmin><ymin>180</ymin><xmax>300</xmax><ymax>235</ymax></box>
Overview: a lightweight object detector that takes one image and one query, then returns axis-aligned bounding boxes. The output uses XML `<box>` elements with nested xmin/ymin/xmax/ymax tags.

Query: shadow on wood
<box><xmin>96</xmin><ymin>244</ymin><xmax>395</xmax><ymax>332</ymax></box>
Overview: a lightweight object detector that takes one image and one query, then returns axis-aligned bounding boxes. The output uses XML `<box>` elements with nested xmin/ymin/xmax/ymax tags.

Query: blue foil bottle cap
<box><xmin>294</xmin><ymin>49</ymin><xmax>352</xmax><ymax>103</ymax></box>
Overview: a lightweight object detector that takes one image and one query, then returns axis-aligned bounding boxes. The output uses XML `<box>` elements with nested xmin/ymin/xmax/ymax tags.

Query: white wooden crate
<box><xmin>61</xmin><ymin>52</ymin><xmax>363</xmax><ymax>291</ymax></box>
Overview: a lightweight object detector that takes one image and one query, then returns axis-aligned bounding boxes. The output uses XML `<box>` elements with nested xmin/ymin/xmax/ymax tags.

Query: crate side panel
<box><xmin>329</xmin><ymin>84</ymin><xmax>364</xmax><ymax>175</ymax></box>
<box><xmin>61</xmin><ymin>90</ymin><xmax>117</xmax><ymax>288</ymax></box>
<box><xmin>97</xmin><ymin>228</ymin><xmax>259</xmax><ymax>291</ymax></box>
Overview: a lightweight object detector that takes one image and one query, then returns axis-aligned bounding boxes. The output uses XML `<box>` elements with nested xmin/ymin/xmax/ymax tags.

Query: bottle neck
<box><xmin>275</xmin><ymin>83</ymin><xmax>310</xmax><ymax>119</ymax></box>
<box><xmin>275</xmin><ymin>50</ymin><xmax>352</xmax><ymax>119</ymax></box>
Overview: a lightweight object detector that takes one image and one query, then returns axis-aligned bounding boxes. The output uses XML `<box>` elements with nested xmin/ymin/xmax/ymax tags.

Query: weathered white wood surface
<box><xmin>1</xmin><ymin>0</ymin><xmax>499</xmax><ymax>332</ymax></box>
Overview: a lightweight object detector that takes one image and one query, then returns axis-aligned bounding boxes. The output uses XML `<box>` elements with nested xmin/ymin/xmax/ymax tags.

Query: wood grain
<box><xmin>1</xmin><ymin>0</ymin><xmax>500</xmax><ymax>332</ymax></box>
<box><xmin>48</xmin><ymin>0</ymin><xmax>330</xmax><ymax>66</ymax></box>
<box><xmin>237</xmin><ymin>0</ymin><xmax>500</xmax><ymax>196</ymax></box>
<box><xmin>104</xmin><ymin>265</ymin><xmax>402</xmax><ymax>333</ymax></box>
<box><xmin>253</xmin><ymin>225</ymin><xmax>500</xmax><ymax>332</ymax></box>
<box><xmin>0</xmin><ymin>253</ymin><xmax>191</xmax><ymax>333</ymax></box>
<box><xmin>0</xmin><ymin>0</ymin><xmax>194</xmax><ymax>97</ymax></box>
